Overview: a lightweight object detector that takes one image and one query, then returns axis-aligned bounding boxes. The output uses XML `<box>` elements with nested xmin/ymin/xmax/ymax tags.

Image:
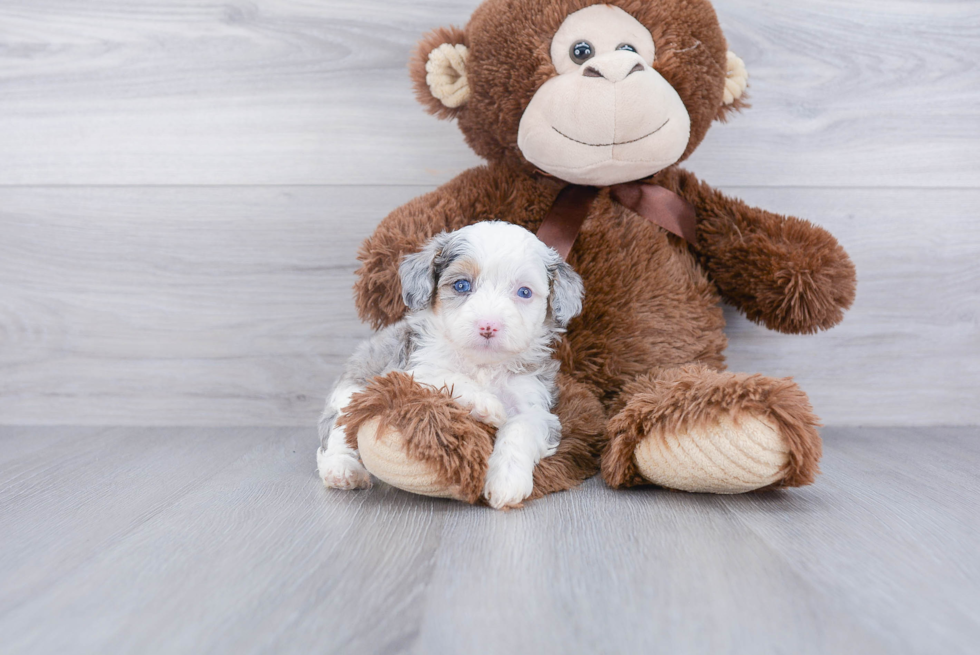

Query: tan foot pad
<box><xmin>634</xmin><ymin>413</ymin><xmax>790</xmax><ymax>494</ymax></box>
<box><xmin>357</xmin><ymin>418</ymin><xmax>464</xmax><ymax>500</ymax></box>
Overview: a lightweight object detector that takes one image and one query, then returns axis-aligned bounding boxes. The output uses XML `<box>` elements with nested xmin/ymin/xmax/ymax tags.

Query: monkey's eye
<box><xmin>453</xmin><ymin>279</ymin><xmax>472</xmax><ymax>293</ymax></box>
<box><xmin>569</xmin><ymin>41</ymin><xmax>594</xmax><ymax>65</ymax></box>
<box><xmin>617</xmin><ymin>43</ymin><xmax>637</xmax><ymax>53</ymax></box>
<box><xmin>517</xmin><ymin>287</ymin><xmax>533</xmax><ymax>299</ymax></box>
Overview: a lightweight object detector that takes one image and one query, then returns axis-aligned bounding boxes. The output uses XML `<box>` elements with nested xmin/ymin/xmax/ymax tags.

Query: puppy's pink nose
<box><xmin>478</xmin><ymin>321</ymin><xmax>500</xmax><ymax>339</ymax></box>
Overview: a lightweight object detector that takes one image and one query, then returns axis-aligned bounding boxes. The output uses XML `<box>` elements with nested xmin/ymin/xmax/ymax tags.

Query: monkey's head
<box><xmin>411</xmin><ymin>0</ymin><xmax>748</xmax><ymax>186</ymax></box>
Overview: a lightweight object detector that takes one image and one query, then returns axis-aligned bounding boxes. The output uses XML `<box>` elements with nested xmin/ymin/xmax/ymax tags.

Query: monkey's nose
<box><xmin>581</xmin><ymin>53</ymin><xmax>646</xmax><ymax>83</ymax></box>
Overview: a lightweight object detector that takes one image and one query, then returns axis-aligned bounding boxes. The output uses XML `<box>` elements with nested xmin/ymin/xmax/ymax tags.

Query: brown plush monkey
<box><xmin>338</xmin><ymin>0</ymin><xmax>856</xmax><ymax>506</ymax></box>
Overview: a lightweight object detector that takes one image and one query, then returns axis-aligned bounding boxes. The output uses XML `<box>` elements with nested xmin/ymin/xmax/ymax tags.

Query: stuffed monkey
<box><xmin>337</xmin><ymin>0</ymin><xmax>856</xmax><ymax>506</ymax></box>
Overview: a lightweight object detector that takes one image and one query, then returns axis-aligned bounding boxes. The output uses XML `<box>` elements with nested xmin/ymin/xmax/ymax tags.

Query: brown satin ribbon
<box><xmin>536</xmin><ymin>182</ymin><xmax>697</xmax><ymax>260</ymax></box>
<box><xmin>535</xmin><ymin>185</ymin><xmax>599</xmax><ymax>260</ymax></box>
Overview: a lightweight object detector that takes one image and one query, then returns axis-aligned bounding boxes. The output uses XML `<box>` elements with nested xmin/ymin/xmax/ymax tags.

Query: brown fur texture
<box><xmin>658</xmin><ymin>168</ymin><xmax>856</xmax><ymax>334</ymax></box>
<box><xmin>716</xmin><ymin>92</ymin><xmax>749</xmax><ymax>124</ymax></box>
<box><xmin>601</xmin><ymin>364</ymin><xmax>822</xmax><ymax>489</ymax></box>
<box><xmin>338</xmin><ymin>372</ymin><xmax>606</xmax><ymax>504</ymax></box>
<box><xmin>529</xmin><ymin>374</ymin><xmax>608</xmax><ymax>499</ymax></box>
<box><xmin>349</xmin><ymin>0</ymin><xmax>855</xmax><ymax>499</ymax></box>
<box><xmin>411</xmin><ymin>25</ymin><xmax>469</xmax><ymax>121</ymax></box>
<box><xmin>338</xmin><ymin>372</ymin><xmax>494</xmax><ymax>503</ymax></box>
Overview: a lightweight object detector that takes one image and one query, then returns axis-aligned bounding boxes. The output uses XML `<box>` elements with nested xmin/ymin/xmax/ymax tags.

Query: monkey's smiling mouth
<box><xmin>552</xmin><ymin>119</ymin><xmax>670</xmax><ymax>147</ymax></box>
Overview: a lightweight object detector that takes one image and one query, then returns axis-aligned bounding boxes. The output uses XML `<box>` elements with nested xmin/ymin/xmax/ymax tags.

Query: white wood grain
<box><xmin>717</xmin><ymin>427</ymin><xmax>980</xmax><ymax>655</ymax></box>
<box><xmin>0</xmin><ymin>425</ymin><xmax>105</xmax><ymax>466</ymax></box>
<box><xmin>2</xmin><ymin>185</ymin><xmax>977</xmax><ymax>426</ymax></box>
<box><xmin>2</xmin><ymin>426</ymin><xmax>977</xmax><ymax>654</ymax></box>
<box><xmin>0</xmin><ymin>185</ymin><xmax>388</xmax><ymax>425</ymax></box>
<box><xmin>416</xmin><ymin>479</ymin><xmax>890</xmax><ymax>655</ymax></box>
<box><xmin>0</xmin><ymin>426</ymin><xmax>273</xmax><ymax>614</ymax></box>
<box><xmin>0</xmin><ymin>0</ymin><xmax>977</xmax><ymax>187</ymax></box>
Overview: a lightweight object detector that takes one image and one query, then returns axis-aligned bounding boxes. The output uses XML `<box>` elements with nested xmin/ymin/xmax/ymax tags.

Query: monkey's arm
<box><xmin>661</xmin><ymin>167</ymin><xmax>856</xmax><ymax>334</ymax></box>
<box><xmin>353</xmin><ymin>187</ymin><xmax>455</xmax><ymax>330</ymax></box>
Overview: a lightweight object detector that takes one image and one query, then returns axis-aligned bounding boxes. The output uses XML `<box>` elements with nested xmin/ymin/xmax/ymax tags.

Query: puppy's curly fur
<box><xmin>319</xmin><ymin>222</ymin><xmax>586</xmax><ymax>508</ymax></box>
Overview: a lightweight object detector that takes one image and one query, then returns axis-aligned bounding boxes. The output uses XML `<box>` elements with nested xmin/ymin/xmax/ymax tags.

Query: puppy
<box><xmin>317</xmin><ymin>221</ymin><xmax>585</xmax><ymax>509</ymax></box>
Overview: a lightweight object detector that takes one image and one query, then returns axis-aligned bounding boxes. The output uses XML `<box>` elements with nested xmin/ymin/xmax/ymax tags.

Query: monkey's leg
<box><xmin>340</xmin><ymin>372</ymin><xmax>606</xmax><ymax>504</ymax></box>
<box><xmin>601</xmin><ymin>363</ymin><xmax>821</xmax><ymax>493</ymax></box>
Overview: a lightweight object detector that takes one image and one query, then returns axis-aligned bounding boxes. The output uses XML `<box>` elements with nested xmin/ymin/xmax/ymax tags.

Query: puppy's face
<box><xmin>400</xmin><ymin>221</ymin><xmax>584</xmax><ymax>365</ymax></box>
<box><xmin>435</xmin><ymin>239</ymin><xmax>550</xmax><ymax>364</ymax></box>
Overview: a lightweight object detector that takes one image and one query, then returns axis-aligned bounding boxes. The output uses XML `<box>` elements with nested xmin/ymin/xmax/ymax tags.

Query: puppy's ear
<box><xmin>548</xmin><ymin>258</ymin><xmax>585</xmax><ymax>328</ymax></box>
<box><xmin>399</xmin><ymin>232</ymin><xmax>451</xmax><ymax>311</ymax></box>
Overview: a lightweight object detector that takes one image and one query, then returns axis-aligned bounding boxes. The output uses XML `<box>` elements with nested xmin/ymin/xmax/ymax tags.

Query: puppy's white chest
<box><xmin>472</xmin><ymin>367</ymin><xmax>499</xmax><ymax>389</ymax></box>
<box><xmin>472</xmin><ymin>369</ymin><xmax>524</xmax><ymax>413</ymax></box>
<box><xmin>471</xmin><ymin>367</ymin><xmax>510</xmax><ymax>394</ymax></box>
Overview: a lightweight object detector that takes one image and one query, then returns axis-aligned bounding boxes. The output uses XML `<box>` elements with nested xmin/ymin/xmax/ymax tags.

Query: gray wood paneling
<box><xmin>1</xmin><ymin>0</ymin><xmax>977</xmax><ymax>426</ymax></box>
<box><xmin>0</xmin><ymin>0</ymin><xmax>977</xmax><ymax>187</ymax></box>
<box><xmin>1</xmin><ymin>426</ymin><xmax>977</xmax><ymax>654</ymax></box>
<box><xmin>2</xmin><ymin>185</ymin><xmax>977</xmax><ymax>426</ymax></box>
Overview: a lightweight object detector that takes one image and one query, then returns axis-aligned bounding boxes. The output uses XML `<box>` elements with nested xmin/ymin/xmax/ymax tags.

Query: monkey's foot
<box><xmin>602</xmin><ymin>365</ymin><xmax>822</xmax><ymax>494</ymax></box>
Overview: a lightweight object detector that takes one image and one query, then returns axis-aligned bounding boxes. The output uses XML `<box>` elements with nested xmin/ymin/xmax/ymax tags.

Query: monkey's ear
<box><xmin>716</xmin><ymin>51</ymin><xmax>749</xmax><ymax>122</ymax></box>
<box><xmin>410</xmin><ymin>26</ymin><xmax>470</xmax><ymax>120</ymax></box>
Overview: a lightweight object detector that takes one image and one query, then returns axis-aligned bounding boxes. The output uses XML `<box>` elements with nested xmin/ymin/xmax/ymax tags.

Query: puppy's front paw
<box><xmin>483</xmin><ymin>460</ymin><xmax>534</xmax><ymax>510</ymax></box>
<box><xmin>317</xmin><ymin>449</ymin><xmax>372</xmax><ymax>490</ymax></box>
<box><xmin>457</xmin><ymin>392</ymin><xmax>508</xmax><ymax>428</ymax></box>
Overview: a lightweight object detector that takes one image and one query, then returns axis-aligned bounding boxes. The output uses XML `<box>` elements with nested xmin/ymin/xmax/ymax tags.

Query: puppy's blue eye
<box><xmin>517</xmin><ymin>287</ymin><xmax>532</xmax><ymax>299</ymax></box>
<box><xmin>617</xmin><ymin>43</ymin><xmax>637</xmax><ymax>53</ymax></box>
<box><xmin>453</xmin><ymin>280</ymin><xmax>471</xmax><ymax>293</ymax></box>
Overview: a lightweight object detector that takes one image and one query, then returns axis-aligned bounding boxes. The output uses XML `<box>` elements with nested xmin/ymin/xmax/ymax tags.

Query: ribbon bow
<box><xmin>536</xmin><ymin>182</ymin><xmax>697</xmax><ymax>260</ymax></box>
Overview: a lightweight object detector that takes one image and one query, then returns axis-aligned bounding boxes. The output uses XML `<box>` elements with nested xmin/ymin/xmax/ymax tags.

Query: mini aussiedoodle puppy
<box><xmin>317</xmin><ymin>221</ymin><xmax>584</xmax><ymax>508</ymax></box>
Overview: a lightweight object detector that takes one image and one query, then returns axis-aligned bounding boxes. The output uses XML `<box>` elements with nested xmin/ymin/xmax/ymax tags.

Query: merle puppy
<box><xmin>317</xmin><ymin>221</ymin><xmax>584</xmax><ymax>509</ymax></box>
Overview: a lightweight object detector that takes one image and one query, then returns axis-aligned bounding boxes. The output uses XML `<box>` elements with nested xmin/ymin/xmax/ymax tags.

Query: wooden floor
<box><xmin>2</xmin><ymin>3</ymin><xmax>977</xmax><ymax>653</ymax></box>
<box><xmin>1</xmin><ymin>426</ymin><xmax>977</xmax><ymax>655</ymax></box>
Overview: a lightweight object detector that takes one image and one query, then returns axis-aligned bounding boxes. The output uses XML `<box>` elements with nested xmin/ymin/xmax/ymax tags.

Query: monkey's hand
<box><xmin>664</xmin><ymin>168</ymin><xmax>856</xmax><ymax>334</ymax></box>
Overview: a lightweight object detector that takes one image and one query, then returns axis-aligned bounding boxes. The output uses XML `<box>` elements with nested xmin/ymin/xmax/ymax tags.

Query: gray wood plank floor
<box><xmin>1</xmin><ymin>426</ymin><xmax>977</xmax><ymax>655</ymax></box>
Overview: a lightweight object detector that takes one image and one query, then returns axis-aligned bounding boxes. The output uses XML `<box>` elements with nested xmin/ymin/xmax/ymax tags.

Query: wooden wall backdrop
<box><xmin>1</xmin><ymin>0</ymin><xmax>978</xmax><ymax>426</ymax></box>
